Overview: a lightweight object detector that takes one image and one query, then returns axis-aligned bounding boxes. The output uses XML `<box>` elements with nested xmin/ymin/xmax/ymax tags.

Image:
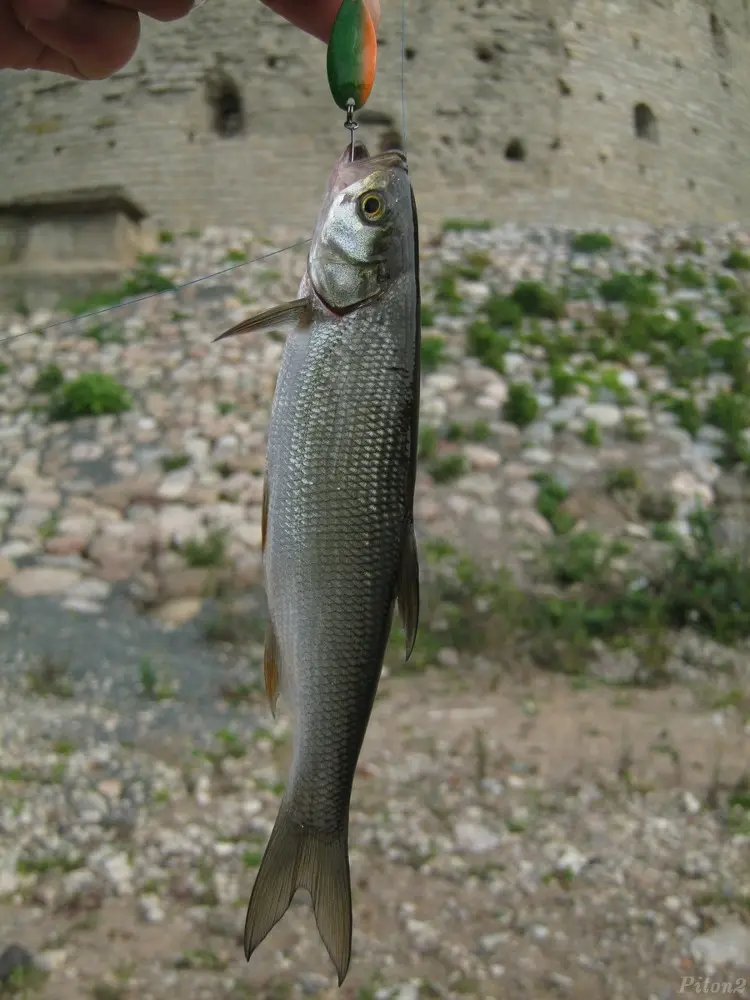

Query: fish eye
<box><xmin>359</xmin><ymin>191</ymin><xmax>385</xmax><ymax>222</ymax></box>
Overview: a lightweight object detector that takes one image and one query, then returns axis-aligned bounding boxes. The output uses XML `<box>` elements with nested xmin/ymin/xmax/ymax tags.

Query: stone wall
<box><xmin>0</xmin><ymin>0</ymin><xmax>748</xmax><ymax>236</ymax></box>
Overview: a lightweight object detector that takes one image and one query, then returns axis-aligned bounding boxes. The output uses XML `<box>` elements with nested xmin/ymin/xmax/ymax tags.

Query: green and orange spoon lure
<box><xmin>326</xmin><ymin>0</ymin><xmax>378</xmax><ymax>159</ymax></box>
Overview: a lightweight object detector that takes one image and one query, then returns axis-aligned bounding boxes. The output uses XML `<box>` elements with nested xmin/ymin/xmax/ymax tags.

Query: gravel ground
<box><xmin>1</xmin><ymin>220</ymin><xmax>750</xmax><ymax>999</ymax></box>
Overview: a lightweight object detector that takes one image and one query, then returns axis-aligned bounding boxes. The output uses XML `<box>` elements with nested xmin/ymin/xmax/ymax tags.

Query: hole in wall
<box><xmin>550</xmin><ymin>137</ymin><xmax>561</xmax><ymax>150</ymax></box>
<box><xmin>504</xmin><ymin>138</ymin><xmax>526</xmax><ymax>162</ymax></box>
<box><xmin>557</xmin><ymin>78</ymin><xmax>571</xmax><ymax>96</ymax></box>
<box><xmin>379</xmin><ymin>128</ymin><xmax>404</xmax><ymax>153</ymax></box>
<box><xmin>107</xmin><ymin>139</ymin><xmax>117</xmax><ymax>149</ymax></box>
<box><xmin>475</xmin><ymin>43</ymin><xmax>493</xmax><ymax>62</ymax></box>
<box><xmin>206</xmin><ymin>71</ymin><xmax>245</xmax><ymax>138</ymax></box>
<box><xmin>710</xmin><ymin>11</ymin><xmax>729</xmax><ymax>57</ymax></box>
<box><xmin>674</xmin><ymin>57</ymin><xmax>683</xmax><ymax>69</ymax></box>
<box><xmin>633</xmin><ymin>102</ymin><xmax>658</xmax><ymax>142</ymax></box>
<box><xmin>358</xmin><ymin>109</ymin><xmax>395</xmax><ymax>127</ymax></box>
<box><xmin>405</xmin><ymin>46</ymin><xmax>416</xmax><ymax>60</ymax></box>
<box><xmin>692</xmin><ymin>126</ymin><xmax>701</xmax><ymax>135</ymax></box>
<box><xmin>596</xmin><ymin>92</ymin><xmax>605</xmax><ymax>102</ymax></box>
<box><xmin>720</xmin><ymin>74</ymin><xmax>730</xmax><ymax>92</ymax></box>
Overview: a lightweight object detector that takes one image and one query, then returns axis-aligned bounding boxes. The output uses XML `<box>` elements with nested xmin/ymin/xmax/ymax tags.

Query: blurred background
<box><xmin>0</xmin><ymin>2</ymin><xmax>749</xmax><ymax>999</ymax></box>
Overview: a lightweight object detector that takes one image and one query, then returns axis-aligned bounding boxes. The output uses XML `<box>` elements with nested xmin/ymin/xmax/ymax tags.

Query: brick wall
<box><xmin>0</xmin><ymin>0</ymin><xmax>747</xmax><ymax>234</ymax></box>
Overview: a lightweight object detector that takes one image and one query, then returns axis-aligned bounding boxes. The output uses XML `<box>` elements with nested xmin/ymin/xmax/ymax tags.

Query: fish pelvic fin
<box><xmin>263</xmin><ymin>621</ymin><xmax>281</xmax><ymax>718</ymax></box>
<box><xmin>244</xmin><ymin>805</ymin><xmax>353</xmax><ymax>986</ymax></box>
<box><xmin>213</xmin><ymin>297</ymin><xmax>313</xmax><ymax>342</ymax></box>
<box><xmin>398</xmin><ymin>518</ymin><xmax>420</xmax><ymax>660</ymax></box>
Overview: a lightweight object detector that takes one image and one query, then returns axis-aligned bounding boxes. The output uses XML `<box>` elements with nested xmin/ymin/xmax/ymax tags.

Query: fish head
<box><xmin>308</xmin><ymin>140</ymin><xmax>414</xmax><ymax>312</ymax></box>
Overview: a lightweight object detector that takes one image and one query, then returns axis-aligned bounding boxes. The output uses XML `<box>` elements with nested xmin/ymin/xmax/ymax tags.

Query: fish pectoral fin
<box><xmin>397</xmin><ymin>519</ymin><xmax>420</xmax><ymax>660</ymax></box>
<box><xmin>263</xmin><ymin>622</ymin><xmax>281</xmax><ymax>718</ymax></box>
<box><xmin>213</xmin><ymin>297</ymin><xmax>313</xmax><ymax>342</ymax></box>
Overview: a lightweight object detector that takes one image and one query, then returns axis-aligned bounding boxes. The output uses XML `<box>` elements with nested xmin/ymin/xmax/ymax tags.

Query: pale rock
<box><xmin>62</xmin><ymin>598</ymin><xmax>102</xmax><ymax>615</ymax></box>
<box><xmin>509</xmin><ymin>508</ymin><xmax>552</xmax><ymax>536</ymax></box>
<box><xmin>464</xmin><ymin>444</ymin><xmax>501</xmax><ymax>471</ymax></box>
<box><xmin>523</xmin><ymin>447</ymin><xmax>553</xmax><ymax>465</ymax></box>
<box><xmin>582</xmin><ymin>403</ymin><xmax>622</xmax><ymax>428</ymax></box>
<box><xmin>67</xmin><ymin>578</ymin><xmax>112</xmax><ymax>601</ymax></box>
<box><xmin>0</xmin><ymin>540</ymin><xmax>38</xmax><ymax>560</ymax></box>
<box><xmin>137</xmin><ymin>894</ymin><xmax>166</xmax><ymax>924</ymax></box>
<box><xmin>157</xmin><ymin>505</ymin><xmax>202</xmax><ymax>547</ymax></box>
<box><xmin>454</xmin><ymin>820</ymin><xmax>501</xmax><ymax>853</ymax></box>
<box><xmin>70</xmin><ymin>442</ymin><xmax>104</xmax><ymax>462</ymax></box>
<box><xmin>157</xmin><ymin>467</ymin><xmax>195</xmax><ymax>500</ymax></box>
<box><xmin>476</xmin><ymin>395</ymin><xmax>501</xmax><ymax>412</ymax></box>
<box><xmin>671</xmin><ymin>471</ymin><xmax>713</xmax><ymax>507</ymax></box>
<box><xmin>557</xmin><ymin>845</ymin><xmax>589</xmax><ymax>876</ymax></box>
<box><xmin>234</xmin><ymin>521</ymin><xmax>263</xmax><ymax>548</ymax></box>
<box><xmin>425</xmin><ymin>372</ymin><xmax>458</xmax><ymax>393</ymax></box>
<box><xmin>7</xmin><ymin>567</ymin><xmax>81</xmax><ymax>597</ymax></box>
<box><xmin>691</xmin><ymin>921</ymin><xmax>750</xmax><ymax>970</ymax></box>
<box><xmin>57</xmin><ymin>514</ymin><xmax>97</xmax><ymax>539</ymax></box>
<box><xmin>0</xmin><ymin>557</ymin><xmax>16</xmax><ymax>585</ymax></box>
<box><xmin>90</xmin><ymin>849</ymin><xmax>134</xmax><ymax>895</ymax></box>
<box><xmin>446</xmin><ymin>494</ymin><xmax>472</xmax><ymax>517</ymax></box>
<box><xmin>153</xmin><ymin>597</ymin><xmax>203</xmax><ymax>627</ymax></box>
<box><xmin>25</xmin><ymin>489</ymin><xmax>61</xmax><ymax>508</ymax></box>
<box><xmin>507</xmin><ymin>481</ymin><xmax>538</xmax><ymax>506</ymax></box>
<box><xmin>482</xmin><ymin>377</ymin><xmax>509</xmax><ymax>404</ymax></box>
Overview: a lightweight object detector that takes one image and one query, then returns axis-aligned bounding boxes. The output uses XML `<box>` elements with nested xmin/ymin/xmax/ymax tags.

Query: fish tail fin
<box><xmin>244</xmin><ymin>804</ymin><xmax>353</xmax><ymax>986</ymax></box>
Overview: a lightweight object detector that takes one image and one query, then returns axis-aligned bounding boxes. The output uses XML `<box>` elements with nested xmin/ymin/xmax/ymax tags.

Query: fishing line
<box><xmin>0</xmin><ymin>240</ymin><xmax>311</xmax><ymax>348</ymax></box>
<box><xmin>1</xmin><ymin>0</ymin><xmax>411</xmax><ymax>350</ymax></box>
<box><xmin>400</xmin><ymin>0</ymin><xmax>408</xmax><ymax>153</ymax></box>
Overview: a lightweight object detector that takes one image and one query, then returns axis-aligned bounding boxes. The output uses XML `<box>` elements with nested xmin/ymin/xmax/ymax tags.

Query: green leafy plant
<box><xmin>48</xmin><ymin>373</ymin><xmax>132</xmax><ymax>420</ymax></box>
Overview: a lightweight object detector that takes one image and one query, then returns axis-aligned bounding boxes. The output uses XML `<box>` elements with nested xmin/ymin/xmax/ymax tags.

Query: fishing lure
<box><xmin>327</xmin><ymin>0</ymin><xmax>379</xmax><ymax>158</ymax></box>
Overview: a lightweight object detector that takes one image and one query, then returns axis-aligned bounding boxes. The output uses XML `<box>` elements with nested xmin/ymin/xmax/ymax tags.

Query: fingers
<box><xmin>262</xmin><ymin>0</ymin><xmax>380</xmax><ymax>42</ymax></box>
<box><xmin>2</xmin><ymin>0</ymin><xmax>378</xmax><ymax>80</ymax></box>
<box><xmin>17</xmin><ymin>0</ymin><xmax>141</xmax><ymax>78</ymax></box>
<box><xmin>5</xmin><ymin>0</ymin><xmax>192</xmax><ymax>78</ymax></box>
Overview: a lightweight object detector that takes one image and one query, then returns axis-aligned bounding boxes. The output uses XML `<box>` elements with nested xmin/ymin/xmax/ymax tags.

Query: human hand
<box><xmin>0</xmin><ymin>0</ymin><xmax>381</xmax><ymax>79</ymax></box>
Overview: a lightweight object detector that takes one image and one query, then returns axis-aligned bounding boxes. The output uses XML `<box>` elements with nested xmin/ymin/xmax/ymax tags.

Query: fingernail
<box><xmin>364</xmin><ymin>0</ymin><xmax>380</xmax><ymax>29</ymax></box>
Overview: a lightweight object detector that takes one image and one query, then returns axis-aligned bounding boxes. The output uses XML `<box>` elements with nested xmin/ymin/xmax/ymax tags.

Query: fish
<box><xmin>214</xmin><ymin>139</ymin><xmax>421</xmax><ymax>985</ymax></box>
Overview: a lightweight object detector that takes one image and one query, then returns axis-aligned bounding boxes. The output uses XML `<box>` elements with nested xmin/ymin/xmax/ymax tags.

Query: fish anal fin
<box><xmin>397</xmin><ymin>520</ymin><xmax>420</xmax><ymax>660</ymax></box>
<box><xmin>214</xmin><ymin>297</ymin><xmax>312</xmax><ymax>342</ymax></box>
<box><xmin>263</xmin><ymin>622</ymin><xmax>281</xmax><ymax>718</ymax></box>
<box><xmin>261</xmin><ymin>473</ymin><xmax>269</xmax><ymax>555</ymax></box>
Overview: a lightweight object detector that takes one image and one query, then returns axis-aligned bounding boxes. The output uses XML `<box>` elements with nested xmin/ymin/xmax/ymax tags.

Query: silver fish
<box><xmin>215</xmin><ymin>139</ymin><xmax>421</xmax><ymax>985</ymax></box>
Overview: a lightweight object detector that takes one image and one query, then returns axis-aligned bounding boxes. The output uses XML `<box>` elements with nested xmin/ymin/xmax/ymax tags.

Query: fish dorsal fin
<box><xmin>214</xmin><ymin>297</ymin><xmax>313</xmax><ymax>342</ymax></box>
<box><xmin>398</xmin><ymin>520</ymin><xmax>420</xmax><ymax>659</ymax></box>
<box><xmin>264</xmin><ymin>622</ymin><xmax>281</xmax><ymax>718</ymax></box>
<box><xmin>398</xmin><ymin>183</ymin><xmax>422</xmax><ymax>661</ymax></box>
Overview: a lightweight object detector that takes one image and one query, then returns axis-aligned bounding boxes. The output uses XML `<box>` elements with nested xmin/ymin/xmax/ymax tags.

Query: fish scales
<box><xmin>267</xmin><ymin>278</ymin><xmax>414</xmax><ymax>829</ymax></box>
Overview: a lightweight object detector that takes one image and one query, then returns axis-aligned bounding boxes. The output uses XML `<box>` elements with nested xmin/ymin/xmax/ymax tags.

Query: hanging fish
<box><xmin>215</xmin><ymin>136</ymin><xmax>421</xmax><ymax>984</ymax></box>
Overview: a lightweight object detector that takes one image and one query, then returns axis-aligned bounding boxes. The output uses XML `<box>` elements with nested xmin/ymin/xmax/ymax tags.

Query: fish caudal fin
<box><xmin>244</xmin><ymin>805</ymin><xmax>353</xmax><ymax>986</ymax></box>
